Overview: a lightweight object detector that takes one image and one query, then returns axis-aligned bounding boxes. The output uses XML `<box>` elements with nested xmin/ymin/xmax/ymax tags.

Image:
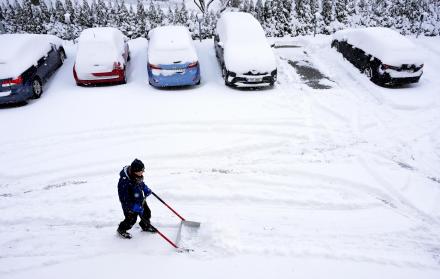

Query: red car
<box><xmin>73</xmin><ymin>27</ymin><xmax>130</xmax><ymax>86</ymax></box>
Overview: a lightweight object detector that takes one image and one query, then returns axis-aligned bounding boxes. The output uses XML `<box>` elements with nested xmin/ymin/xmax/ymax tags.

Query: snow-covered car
<box><xmin>147</xmin><ymin>25</ymin><xmax>200</xmax><ymax>87</ymax></box>
<box><xmin>332</xmin><ymin>27</ymin><xmax>424</xmax><ymax>86</ymax></box>
<box><xmin>0</xmin><ymin>34</ymin><xmax>65</xmax><ymax>104</ymax></box>
<box><xmin>214</xmin><ymin>12</ymin><xmax>277</xmax><ymax>88</ymax></box>
<box><xmin>73</xmin><ymin>27</ymin><xmax>130</xmax><ymax>86</ymax></box>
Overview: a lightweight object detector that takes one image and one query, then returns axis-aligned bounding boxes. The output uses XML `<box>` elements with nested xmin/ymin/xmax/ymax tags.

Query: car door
<box><xmin>46</xmin><ymin>44</ymin><xmax>61</xmax><ymax>74</ymax></box>
<box><xmin>36</xmin><ymin>53</ymin><xmax>51</xmax><ymax>82</ymax></box>
<box><xmin>214</xmin><ymin>34</ymin><xmax>225</xmax><ymax>65</ymax></box>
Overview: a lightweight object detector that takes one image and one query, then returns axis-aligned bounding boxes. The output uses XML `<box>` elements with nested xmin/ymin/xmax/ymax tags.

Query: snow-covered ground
<box><xmin>1</xmin><ymin>35</ymin><xmax>440</xmax><ymax>278</ymax></box>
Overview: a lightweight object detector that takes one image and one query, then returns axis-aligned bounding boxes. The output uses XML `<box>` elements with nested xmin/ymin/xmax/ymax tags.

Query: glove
<box><xmin>132</xmin><ymin>204</ymin><xmax>144</xmax><ymax>215</ymax></box>
<box><xmin>144</xmin><ymin>186</ymin><xmax>152</xmax><ymax>197</ymax></box>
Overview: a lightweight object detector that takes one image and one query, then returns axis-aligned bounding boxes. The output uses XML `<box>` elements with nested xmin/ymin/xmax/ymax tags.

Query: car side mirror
<box><xmin>218</xmin><ymin>42</ymin><xmax>224</xmax><ymax>48</ymax></box>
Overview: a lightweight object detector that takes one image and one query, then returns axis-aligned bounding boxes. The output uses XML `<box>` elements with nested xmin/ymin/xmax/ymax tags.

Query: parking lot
<box><xmin>1</xmin><ymin>35</ymin><xmax>440</xmax><ymax>278</ymax></box>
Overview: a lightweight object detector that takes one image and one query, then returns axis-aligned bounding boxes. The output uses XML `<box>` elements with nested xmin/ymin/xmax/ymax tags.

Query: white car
<box><xmin>332</xmin><ymin>27</ymin><xmax>424</xmax><ymax>86</ymax></box>
<box><xmin>73</xmin><ymin>27</ymin><xmax>130</xmax><ymax>86</ymax></box>
<box><xmin>214</xmin><ymin>12</ymin><xmax>277</xmax><ymax>88</ymax></box>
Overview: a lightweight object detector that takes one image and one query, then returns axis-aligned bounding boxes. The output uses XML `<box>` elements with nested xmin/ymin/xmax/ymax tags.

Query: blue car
<box><xmin>0</xmin><ymin>34</ymin><xmax>66</xmax><ymax>105</ymax></box>
<box><xmin>147</xmin><ymin>26</ymin><xmax>201</xmax><ymax>88</ymax></box>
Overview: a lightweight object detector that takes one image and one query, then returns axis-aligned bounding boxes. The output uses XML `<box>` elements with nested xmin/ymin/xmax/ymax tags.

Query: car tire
<box><xmin>332</xmin><ymin>41</ymin><xmax>340</xmax><ymax>51</ymax></box>
<box><xmin>121</xmin><ymin>71</ymin><xmax>127</xmax><ymax>84</ymax></box>
<box><xmin>222</xmin><ymin>66</ymin><xmax>230</xmax><ymax>86</ymax></box>
<box><xmin>59</xmin><ymin>50</ymin><xmax>66</xmax><ymax>64</ymax></box>
<box><xmin>363</xmin><ymin>66</ymin><xmax>374</xmax><ymax>80</ymax></box>
<box><xmin>32</xmin><ymin>79</ymin><xmax>43</xmax><ymax>99</ymax></box>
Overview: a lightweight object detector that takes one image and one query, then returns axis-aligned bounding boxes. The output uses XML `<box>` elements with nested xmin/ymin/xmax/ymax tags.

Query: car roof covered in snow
<box><xmin>148</xmin><ymin>26</ymin><xmax>193</xmax><ymax>50</ymax></box>
<box><xmin>77</xmin><ymin>27</ymin><xmax>126</xmax><ymax>51</ymax></box>
<box><xmin>216</xmin><ymin>12</ymin><xmax>276</xmax><ymax>74</ymax></box>
<box><xmin>216</xmin><ymin>12</ymin><xmax>267</xmax><ymax>45</ymax></box>
<box><xmin>333</xmin><ymin>27</ymin><xmax>424</xmax><ymax>66</ymax></box>
<box><xmin>0</xmin><ymin>34</ymin><xmax>62</xmax><ymax>79</ymax></box>
<box><xmin>147</xmin><ymin>25</ymin><xmax>197</xmax><ymax>65</ymax></box>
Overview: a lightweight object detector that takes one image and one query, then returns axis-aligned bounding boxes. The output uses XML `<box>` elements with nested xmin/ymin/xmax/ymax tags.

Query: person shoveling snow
<box><xmin>117</xmin><ymin>159</ymin><xmax>156</xmax><ymax>239</ymax></box>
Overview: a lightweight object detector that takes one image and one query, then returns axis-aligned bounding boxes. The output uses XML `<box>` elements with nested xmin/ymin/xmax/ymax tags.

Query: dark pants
<box><xmin>118</xmin><ymin>202</ymin><xmax>152</xmax><ymax>232</ymax></box>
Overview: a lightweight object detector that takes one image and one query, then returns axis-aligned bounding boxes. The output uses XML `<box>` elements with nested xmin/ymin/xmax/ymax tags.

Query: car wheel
<box><xmin>121</xmin><ymin>71</ymin><xmax>127</xmax><ymax>84</ymax></box>
<box><xmin>363</xmin><ymin>66</ymin><xmax>374</xmax><ymax>80</ymax></box>
<box><xmin>332</xmin><ymin>41</ymin><xmax>339</xmax><ymax>51</ymax></box>
<box><xmin>222</xmin><ymin>66</ymin><xmax>231</xmax><ymax>85</ymax></box>
<box><xmin>32</xmin><ymin>79</ymin><xmax>43</xmax><ymax>99</ymax></box>
<box><xmin>59</xmin><ymin>50</ymin><xmax>66</xmax><ymax>64</ymax></box>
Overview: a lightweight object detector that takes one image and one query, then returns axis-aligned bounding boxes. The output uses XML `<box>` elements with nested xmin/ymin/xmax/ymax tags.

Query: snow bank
<box><xmin>75</xmin><ymin>27</ymin><xmax>126</xmax><ymax>74</ymax></box>
<box><xmin>333</xmin><ymin>27</ymin><xmax>424</xmax><ymax>66</ymax></box>
<box><xmin>217</xmin><ymin>12</ymin><xmax>276</xmax><ymax>74</ymax></box>
<box><xmin>0</xmin><ymin>34</ymin><xmax>62</xmax><ymax>79</ymax></box>
<box><xmin>147</xmin><ymin>25</ymin><xmax>197</xmax><ymax>65</ymax></box>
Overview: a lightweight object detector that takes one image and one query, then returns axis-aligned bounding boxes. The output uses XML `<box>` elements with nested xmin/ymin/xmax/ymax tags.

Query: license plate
<box><xmin>0</xmin><ymin>91</ymin><xmax>11</xmax><ymax>97</ymax></box>
<box><xmin>247</xmin><ymin>77</ymin><xmax>262</xmax><ymax>82</ymax></box>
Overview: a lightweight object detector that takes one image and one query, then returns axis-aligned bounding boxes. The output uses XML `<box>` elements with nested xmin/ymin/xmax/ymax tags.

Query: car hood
<box><xmin>224</xmin><ymin>42</ymin><xmax>276</xmax><ymax>74</ymax></box>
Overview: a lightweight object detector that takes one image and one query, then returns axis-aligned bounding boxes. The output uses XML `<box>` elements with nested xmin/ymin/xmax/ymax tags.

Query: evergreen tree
<box><xmin>96</xmin><ymin>0</ymin><xmax>108</xmax><ymax>26</ymax></box>
<box><xmin>273</xmin><ymin>0</ymin><xmax>291</xmax><ymax>36</ymax></box>
<box><xmin>54</xmin><ymin>0</ymin><xmax>66</xmax><ymax>23</ymax></box>
<box><xmin>335</xmin><ymin>0</ymin><xmax>349</xmax><ymax>24</ymax></box>
<box><xmin>39</xmin><ymin>0</ymin><xmax>51</xmax><ymax>23</ymax></box>
<box><xmin>64</xmin><ymin>0</ymin><xmax>74</xmax><ymax>22</ymax></box>
<box><xmin>175</xmin><ymin>3</ymin><xmax>189</xmax><ymax>27</ymax></box>
<box><xmin>357</xmin><ymin>0</ymin><xmax>371</xmax><ymax>27</ymax></box>
<box><xmin>262</xmin><ymin>0</ymin><xmax>276</xmax><ymax>36</ymax></box>
<box><xmin>321</xmin><ymin>0</ymin><xmax>333</xmax><ymax>34</ymax></box>
<box><xmin>296</xmin><ymin>0</ymin><xmax>313</xmax><ymax>35</ymax></box>
<box><xmin>78</xmin><ymin>0</ymin><xmax>93</xmax><ymax>28</ymax></box>
<box><xmin>135</xmin><ymin>0</ymin><xmax>147</xmax><ymax>37</ymax></box>
<box><xmin>254</xmin><ymin>0</ymin><xmax>264</xmax><ymax>23</ymax></box>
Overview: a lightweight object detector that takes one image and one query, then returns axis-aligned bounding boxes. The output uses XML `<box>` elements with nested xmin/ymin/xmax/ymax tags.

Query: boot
<box><xmin>117</xmin><ymin>228</ymin><xmax>132</xmax><ymax>239</ymax></box>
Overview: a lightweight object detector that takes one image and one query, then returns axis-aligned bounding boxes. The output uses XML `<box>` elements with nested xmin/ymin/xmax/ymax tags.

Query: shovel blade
<box><xmin>175</xmin><ymin>220</ymin><xmax>200</xmax><ymax>247</ymax></box>
<box><xmin>182</xmin><ymin>220</ymin><xmax>201</xmax><ymax>228</ymax></box>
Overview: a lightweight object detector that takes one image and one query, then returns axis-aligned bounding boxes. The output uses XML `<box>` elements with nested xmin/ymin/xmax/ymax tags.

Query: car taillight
<box><xmin>113</xmin><ymin>62</ymin><xmax>122</xmax><ymax>70</ymax></box>
<box><xmin>188</xmin><ymin>62</ymin><xmax>198</xmax><ymax>68</ymax></box>
<box><xmin>382</xmin><ymin>64</ymin><xmax>399</xmax><ymax>70</ymax></box>
<box><xmin>148</xmin><ymin>63</ymin><xmax>161</xmax><ymax>70</ymax></box>
<box><xmin>1</xmin><ymin>76</ymin><xmax>23</xmax><ymax>87</ymax></box>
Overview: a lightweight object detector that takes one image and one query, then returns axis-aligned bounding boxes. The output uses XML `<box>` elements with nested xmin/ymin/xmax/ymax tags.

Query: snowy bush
<box><xmin>0</xmin><ymin>0</ymin><xmax>439</xmax><ymax>40</ymax></box>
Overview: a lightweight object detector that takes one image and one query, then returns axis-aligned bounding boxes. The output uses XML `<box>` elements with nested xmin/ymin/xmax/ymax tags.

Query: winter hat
<box><xmin>130</xmin><ymin>159</ymin><xmax>145</xmax><ymax>173</ymax></box>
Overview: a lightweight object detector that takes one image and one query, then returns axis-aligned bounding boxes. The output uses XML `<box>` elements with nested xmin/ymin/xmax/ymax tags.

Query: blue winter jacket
<box><xmin>118</xmin><ymin>166</ymin><xmax>152</xmax><ymax>212</ymax></box>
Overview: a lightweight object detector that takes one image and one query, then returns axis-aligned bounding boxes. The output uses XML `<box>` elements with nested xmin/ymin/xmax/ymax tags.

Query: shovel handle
<box><xmin>149</xmin><ymin>224</ymin><xmax>179</xmax><ymax>249</ymax></box>
<box><xmin>152</xmin><ymin>192</ymin><xmax>186</xmax><ymax>221</ymax></box>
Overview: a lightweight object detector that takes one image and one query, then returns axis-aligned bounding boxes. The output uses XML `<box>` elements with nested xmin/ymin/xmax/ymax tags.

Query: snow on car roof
<box><xmin>147</xmin><ymin>25</ymin><xmax>197</xmax><ymax>65</ymax></box>
<box><xmin>0</xmin><ymin>34</ymin><xmax>62</xmax><ymax>79</ymax></box>
<box><xmin>333</xmin><ymin>27</ymin><xmax>424</xmax><ymax>66</ymax></box>
<box><xmin>148</xmin><ymin>26</ymin><xmax>192</xmax><ymax>51</ymax></box>
<box><xmin>217</xmin><ymin>12</ymin><xmax>267</xmax><ymax>44</ymax></box>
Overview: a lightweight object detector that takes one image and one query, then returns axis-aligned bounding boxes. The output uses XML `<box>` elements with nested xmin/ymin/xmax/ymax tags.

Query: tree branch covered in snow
<box><xmin>0</xmin><ymin>0</ymin><xmax>439</xmax><ymax>40</ymax></box>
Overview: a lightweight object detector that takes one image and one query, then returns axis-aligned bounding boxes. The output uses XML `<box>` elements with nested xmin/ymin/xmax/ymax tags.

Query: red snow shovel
<box><xmin>148</xmin><ymin>192</ymin><xmax>200</xmax><ymax>252</ymax></box>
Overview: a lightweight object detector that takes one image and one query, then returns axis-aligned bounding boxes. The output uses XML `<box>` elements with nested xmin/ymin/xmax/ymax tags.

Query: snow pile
<box><xmin>0</xmin><ymin>34</ymin><xmax>62</xmax><ymax>79</ymax></box>
<box><xmin>1</xmin><ymin>35</ymin><xmax>440</xmax><ymax>279</ymax></box>
<box><xmin>147</xmin><ymin>25</ymin><xmax>198</xmax><ymax>65</ymax></box>
<box><xmin>75</xmin><ymin>27</ymin><xmax>127</xmax><ymax>75</ymax></box>
<box><xmin>217</xmin><ymin>12</ymin><xmax>276</xmax><ymax>74</ymax></box>
<box><xmin>333</xmin><ymin>27</ymin><xmax>424</xmax><ymax>66</ymax></box>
